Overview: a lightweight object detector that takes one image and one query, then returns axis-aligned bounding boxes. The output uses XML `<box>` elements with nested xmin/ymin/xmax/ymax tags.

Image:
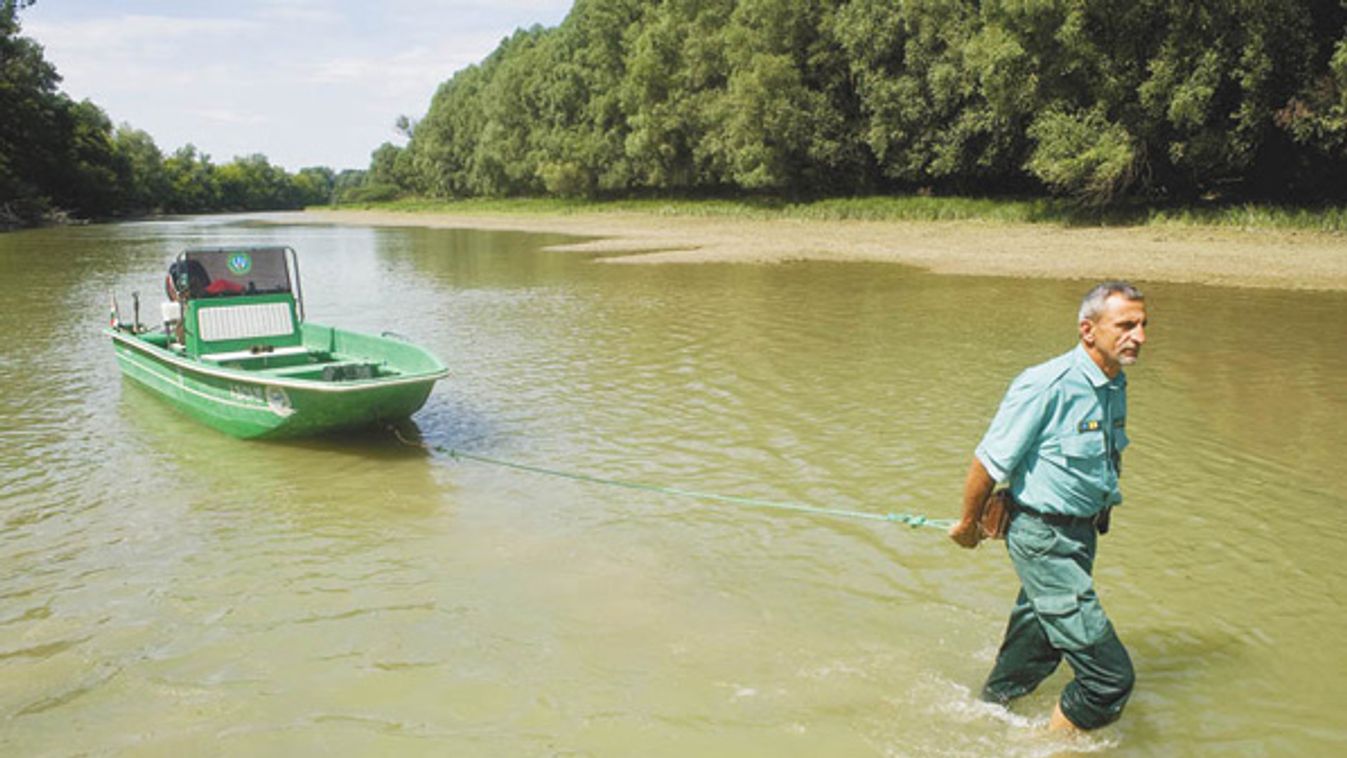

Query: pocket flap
<box><xmin>1032</xmin><ymin>593</ymin><xmax>1080</xmax><ymax>617</ymax></box>
<box><xmin>1061</xmin><ymin>434</ymin><xmax>1105</xmax><ymax>458</ymax></box>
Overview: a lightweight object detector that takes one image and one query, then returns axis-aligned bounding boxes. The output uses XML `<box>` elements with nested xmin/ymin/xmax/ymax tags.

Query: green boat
<box><xmin>106</xmin><ymin>245</ymin><xmax>448</xmax><ymax>439</ymax></box>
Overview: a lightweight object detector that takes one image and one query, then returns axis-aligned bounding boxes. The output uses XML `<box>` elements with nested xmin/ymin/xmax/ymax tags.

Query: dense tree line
<box><xmin>1</xmin><ymin>1</ymin><xmax>336</xmax><ymax>228</ymax></box>
<box><xmin>382</xmin><ymin>0</ymin><xmax>1347</xmax><ymax>204</ymax></box>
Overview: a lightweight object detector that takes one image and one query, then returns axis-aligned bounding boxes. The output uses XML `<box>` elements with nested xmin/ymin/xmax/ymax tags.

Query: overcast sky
<box><xmin>21</xmin><ymin>0</ymin><xmax>573</xmax><ymax>172</ymax></box>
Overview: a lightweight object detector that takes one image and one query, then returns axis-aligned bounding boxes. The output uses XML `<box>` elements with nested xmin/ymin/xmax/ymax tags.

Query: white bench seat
<box><xmin>200</xmin><ymin>345</ymin><xmax>311</xmax><ymax>363</ymax></box>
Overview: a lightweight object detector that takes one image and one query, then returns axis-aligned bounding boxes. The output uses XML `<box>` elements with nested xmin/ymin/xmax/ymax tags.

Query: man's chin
<box><xmin>1119</xmin><ymin>353</ymin><xmax>1139</xmax><ymax>365</ymax></box>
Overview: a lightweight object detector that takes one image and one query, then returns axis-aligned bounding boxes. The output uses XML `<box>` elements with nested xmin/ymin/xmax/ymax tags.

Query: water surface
<box><xmin>2</xmin><ymin>216</ymin><xmax>1345</xmax><ymax>755</ymax></box>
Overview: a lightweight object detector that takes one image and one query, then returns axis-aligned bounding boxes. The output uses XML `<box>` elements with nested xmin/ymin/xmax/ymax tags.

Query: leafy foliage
<box><xmin>8</xmin><ymin>0</ymin><xmax>1347</xmax><ymax>223</ymax></box>
<box><xmin>1026</xmin><ymin>107</ymin><xmax>1137</xmax><ymax>204</ymax></box>
<box><xmin>388</xmin><ymin>0</ymin><xmax>1347</xmax><ymax>205</ymax></box>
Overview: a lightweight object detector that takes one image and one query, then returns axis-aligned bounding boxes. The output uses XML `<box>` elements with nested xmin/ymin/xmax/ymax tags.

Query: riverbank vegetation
<box><xmin>0</xmin><ymin>1</ymin><xmax>342</xmax><ymax>228</ymax></box>
<box><xmin>9</xmin><ymin>0</ymin><xmax>1347</xmax><ymax>232</ymax></box>
<box><xmin>339</xmin><ymin>194</ymin><xmax>1347</xmax><ymax>234</ymax></box>
<box><xmin>366</xmin><ymin>0</ymin><xmax>1347</xmax><ymax>210</ymax></box>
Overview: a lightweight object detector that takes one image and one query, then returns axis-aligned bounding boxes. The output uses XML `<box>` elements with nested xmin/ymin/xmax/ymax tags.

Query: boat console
<box><xmin>165</xmin><ymin>247</ymin><xmax>306</xmax><ymax>360</ymax></box>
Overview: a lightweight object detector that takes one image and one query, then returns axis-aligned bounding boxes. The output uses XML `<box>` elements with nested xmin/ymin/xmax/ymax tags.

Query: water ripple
<box><xmin>2</xmin><ymin>223</ymin><xmax>1345</xmax><ymax>755</ymax></box>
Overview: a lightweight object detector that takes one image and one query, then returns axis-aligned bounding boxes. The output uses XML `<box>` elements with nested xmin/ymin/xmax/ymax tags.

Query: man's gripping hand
<box><xmin>948</xmin><ymin>518</ymin><xmax>982</xmax><ymax>549</ymax></box>
<box><xmin>951</xmin><ymin>458</ymin><xmax>996</xmax><ymax>549</ymax></box>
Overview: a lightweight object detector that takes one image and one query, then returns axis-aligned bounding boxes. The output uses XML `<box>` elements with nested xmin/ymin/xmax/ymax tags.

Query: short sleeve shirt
<box><xmin>974</xmin><ymin>344</ymin><xmax>1129</xmax><ymax>517</ymax></box>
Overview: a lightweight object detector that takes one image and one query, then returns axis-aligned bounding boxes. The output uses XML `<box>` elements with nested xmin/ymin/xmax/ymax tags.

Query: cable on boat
<box><xmin>388</xmin><ymin>426</ymin><xmax>956</xmax><ymax>531</ymax></box>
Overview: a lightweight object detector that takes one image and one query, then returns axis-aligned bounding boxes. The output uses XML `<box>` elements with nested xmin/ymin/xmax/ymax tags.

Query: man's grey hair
<box><xmin>1078</xmin><ymin>281</ymin><xmax>1144</xmax><ymax>323</ymax></box>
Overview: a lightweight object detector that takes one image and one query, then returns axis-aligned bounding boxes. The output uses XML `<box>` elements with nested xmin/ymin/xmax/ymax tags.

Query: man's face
<box><xmin>1082</xmin><ymin>295</ymin><xmax>1148</xmax><ymax>374</ymax></box>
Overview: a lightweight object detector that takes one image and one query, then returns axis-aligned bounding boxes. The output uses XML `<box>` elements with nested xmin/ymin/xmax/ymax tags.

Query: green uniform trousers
<box><xmin>980</xmin><ymin>511</ymin><xmax>1135</xmax><ymax>730</ymax></box>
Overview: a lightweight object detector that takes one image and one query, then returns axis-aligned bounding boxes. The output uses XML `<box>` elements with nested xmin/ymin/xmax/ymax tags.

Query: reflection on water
<box><xmin>1</xmin><ymin>216</ymin><xmax>1345</xmax><ymax>755</ymax></box>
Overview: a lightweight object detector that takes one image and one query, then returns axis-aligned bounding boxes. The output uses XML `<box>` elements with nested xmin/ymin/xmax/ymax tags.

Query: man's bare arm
<box><xmin>949</xmin><ymin>458</ymin><xmax>997</xmax><ymax>548</ymax></box>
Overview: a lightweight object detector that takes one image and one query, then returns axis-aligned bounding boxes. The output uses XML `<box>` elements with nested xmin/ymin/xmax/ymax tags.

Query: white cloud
<box><xmin>192</xmin><ymin>109</ymin><xmax>271</xmax><ymax>127</ymax></box>
<box><xmin>24</xmin><ymin>14</ymin><xmax>259</xmax><ymax>50</ymax></box>
<box><xmin>19</xmin><ymin>1</ymin><xmax>573</xmax><ymax>171</ymax></box>
<box><xmin>304</xmin><ymin>33</ymin><xmax>505</xmax><ymax>95</ymax></box>
<box><xmin>252</xmin><ymin>0</ymin><xmax>345</xmax><ymax>25</ymax></box>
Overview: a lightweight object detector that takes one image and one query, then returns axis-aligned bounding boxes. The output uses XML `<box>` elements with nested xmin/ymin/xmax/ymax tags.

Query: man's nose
<box><xmin>1133</xmin><ymin>324</ymin><xmax>1147</xmax><ymax>344</ymax></box>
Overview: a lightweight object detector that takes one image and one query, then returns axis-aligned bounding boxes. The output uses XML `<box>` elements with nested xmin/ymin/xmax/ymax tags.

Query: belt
<box><xmin>1012</xmin><ymin>501</ymin><xmax>1098</xmax><ymax>528</ymax></box>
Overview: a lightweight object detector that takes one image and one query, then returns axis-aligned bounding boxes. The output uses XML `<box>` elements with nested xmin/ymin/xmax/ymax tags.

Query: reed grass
<box><xmin>339</xmin><ymin>195</ymin><xmax>1347</xmax><ymax>234</ymax></box>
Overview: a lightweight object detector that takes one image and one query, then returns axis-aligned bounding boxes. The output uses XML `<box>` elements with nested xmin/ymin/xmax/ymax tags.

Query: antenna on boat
<box><xmin>109</xmin><ymin>291</ymin><xmax>123</xmax><ymax>330</ymax></box>
<box><xmin>132</xmin><ymin>291</ymin><xmax>141</xmax><ymax>332</ymax></box>
<box><xmin>286</xmin><ymin>246</ymin><xmax>305</xmax><ymax>322</ymax></box>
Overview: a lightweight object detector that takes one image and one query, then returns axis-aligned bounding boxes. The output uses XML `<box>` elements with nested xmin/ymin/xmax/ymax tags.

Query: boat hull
<box><xmin>108</xmin><ymin>325</ymin><xmax>447</xmax><ymax>439</ymax></box>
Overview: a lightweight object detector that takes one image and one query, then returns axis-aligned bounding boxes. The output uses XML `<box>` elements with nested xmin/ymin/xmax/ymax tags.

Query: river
<box><xmin>2</xmin><ymin>215</ymin><xmax>1345</xmax><ymax>755</ymax></box>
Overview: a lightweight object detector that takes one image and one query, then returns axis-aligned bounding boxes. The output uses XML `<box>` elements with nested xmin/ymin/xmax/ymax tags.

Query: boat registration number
<box><xmin>229</xmin><ymin>384</ymin><xmax>293</xmax><ymax>416</ymax></box>
<box><xmin>230</xmin><ymin>384</ymin><xmax>267</xmax><ymax>405</ymax></box>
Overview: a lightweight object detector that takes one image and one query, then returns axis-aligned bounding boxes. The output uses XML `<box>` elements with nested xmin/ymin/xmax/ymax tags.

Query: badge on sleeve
<box><xmin>1077</xmin><ymin>419</ymin><xmax>1102</xmax><ymax>433</ymax></box>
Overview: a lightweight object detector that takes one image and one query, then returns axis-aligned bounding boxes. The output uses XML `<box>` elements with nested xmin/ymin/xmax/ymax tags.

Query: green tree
<box><xmin>115</xmin><ymin>125</ymin><xmax>168</xmax><ymax>212</ymax></box>
<box><xmin>53</xmin><ymin>98</ymin><xmax>126</xmax><ymax>216</ymax></box>
<box><xmin>1011</xmin><ymin>0</ymin><xmax>1347</xmax><ymax>200</ymax></box>
<box><xmin>701</xmin><ymin>0</ymin><xmax>861</xmax><ymax>193</ymax></box>
<box><xmin>162</xmin><ymin>145</ymin><xmax>219</xmax><ymax>213</ymax></box>
<box><xmin>1274</xmin><ymin>30</ymin><xmax>1347</xmax><ymax>194</ymax></box>
<box><xmin>385</xmin><ymin>0</ymin><xmax>1347</xmax><ymax>204</ymax></box>
<box><xmin>836</xmin><ymin>0</ymin><xmax>1070</xmax><ymax>194</ymax></box>
<box><xmin>331</xmin><ymin>168</ymin><xmax>371</xmax><ymax>203</ymax></box>
<box><xmin>1</xmin><ymin>0</ymin><xmax>63</xmax><ymax>221</ymax></box>
<box><xmin>538</xmin><ymin>0</ymin><xmax>646</xmax><ymax>194</ymax></box>
<box><xmin>368</xmin><ymin>141</ymin><xmax>412</xmax><ymax>190</ymax></box>
<box><xmin>292</xmin><ymin>166</ymin><xmax>335</xmax><ymax>206</ymax></box>
<box><xmin>409</xmin><ymin>64</ymin><xmax>490</xmax><ymax>197</ymax></box>
<box><xmin>216</xmin><ymin>154</ymin><xmax>292</xmax><ymax>210</ymax></box>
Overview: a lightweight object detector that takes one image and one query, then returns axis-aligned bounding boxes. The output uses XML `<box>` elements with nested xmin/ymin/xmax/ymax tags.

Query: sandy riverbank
<box><xmin>291</xmin><ymin>208</ymin><xmax>1347</xmax><ymax>291</ymax></box>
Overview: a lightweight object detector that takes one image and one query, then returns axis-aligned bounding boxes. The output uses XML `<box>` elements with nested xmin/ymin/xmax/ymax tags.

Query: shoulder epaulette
<box><xmin>1015</xmin><ymin>350</ymin><xmax>1075</xmax><ymax>391</ymax></box>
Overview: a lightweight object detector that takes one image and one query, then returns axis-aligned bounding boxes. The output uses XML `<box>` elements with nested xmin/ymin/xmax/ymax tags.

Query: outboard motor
<box><xmin>167</xmin><ymin>258</ymin><xmax>211</xmax><ymax>300</ymax></box>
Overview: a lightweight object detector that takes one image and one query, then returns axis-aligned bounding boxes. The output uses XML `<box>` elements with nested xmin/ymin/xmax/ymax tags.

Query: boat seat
<box><xmin>200</xmin><ymin>344</ymin><xmax>310</xmax><ymax>363</ymax></box>
<box><xmin>259</xmin><ymin>360</ymin><xmax>384</xmax><ymax>380</ymax></box>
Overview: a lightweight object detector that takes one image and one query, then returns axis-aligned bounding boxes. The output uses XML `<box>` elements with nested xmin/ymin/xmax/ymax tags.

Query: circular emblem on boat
<box><xmin>227</xmin><ymin>252</ymin><xmax>252</xmax><ymax>275</ymax></box>
<box><xmin>265</xmin><ymin>386</ymin><xmax>293</xmax><ymax>416</ymax></box>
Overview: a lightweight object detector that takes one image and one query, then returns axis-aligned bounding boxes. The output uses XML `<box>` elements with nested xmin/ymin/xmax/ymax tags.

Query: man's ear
<box><xmin>1080</xmin><ymin>318</ymin><xmax>1095</xmax><ymax>345</ymax></box>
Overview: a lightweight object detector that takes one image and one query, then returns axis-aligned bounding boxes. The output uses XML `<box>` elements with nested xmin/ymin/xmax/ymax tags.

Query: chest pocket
<box><xmin>1060</xmin><ymin>433</ymin><xmax>1107</xmax><ymax>473</ymax></box>
<box><xmin>1061</xmin><ymin>433</ymin><xmax>1106</xmax><ymax>459</ymax></box>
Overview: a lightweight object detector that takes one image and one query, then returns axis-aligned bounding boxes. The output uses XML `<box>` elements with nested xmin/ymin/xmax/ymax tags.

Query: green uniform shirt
<box><xmin>975</xmin><ymin>344</ymin><xmax>1129</xmax><ymax>517</ymax></box>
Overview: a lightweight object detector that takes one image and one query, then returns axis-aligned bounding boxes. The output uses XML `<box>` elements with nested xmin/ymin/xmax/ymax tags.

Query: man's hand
<box><xmin>951</xmin><ymin>458</ymin><xmax>997</xmax><ymax>549</ymax></box>
<box><xmin>948</xmin><ymin>518</ymin><xmax>983</xmax><ymax>549</ymax></box>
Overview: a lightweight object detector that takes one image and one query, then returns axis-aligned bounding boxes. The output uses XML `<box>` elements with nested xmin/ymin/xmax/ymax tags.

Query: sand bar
<box><xmin>288</xmin><ymin>209</ymin><xmax>1347</xmax><ymax>291</ymax></box>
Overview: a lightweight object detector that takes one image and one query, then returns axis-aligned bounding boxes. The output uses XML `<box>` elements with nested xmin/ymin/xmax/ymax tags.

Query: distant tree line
<box><xmin>374</xmin><ymin>0</ymin><xmax>1347</xmax><ymax>204</ymax></box>
<box><xmin>1</xmin><ymin>1</ymin><xmax>347</xmax><ymax>228</ymax></box>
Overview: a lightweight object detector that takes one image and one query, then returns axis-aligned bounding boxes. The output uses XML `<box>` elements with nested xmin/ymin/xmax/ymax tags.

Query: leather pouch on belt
<box><xmin>978</xmin><ymin>489</ymin><xmax>1013</xmax><ymax>540</ymax></box>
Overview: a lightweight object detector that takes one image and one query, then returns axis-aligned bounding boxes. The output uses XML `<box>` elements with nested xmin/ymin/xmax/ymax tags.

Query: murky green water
<box><xmin>2</xmin><ymin>215</ymin><xmax>1345</xmax><ymax>755</ymax></box>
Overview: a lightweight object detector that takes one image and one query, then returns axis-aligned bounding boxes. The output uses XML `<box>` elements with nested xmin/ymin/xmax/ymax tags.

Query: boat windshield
<box><xmin>178</xmin><ymin>247</ymin><xmax>293</xmax><ymax>298</ymax></box>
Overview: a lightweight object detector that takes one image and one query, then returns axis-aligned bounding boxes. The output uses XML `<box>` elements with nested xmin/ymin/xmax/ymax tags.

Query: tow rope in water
<box><xmin>389</xmin><ymin>427</ymin><xmax>955</xmax><ymax>531</ymax></box>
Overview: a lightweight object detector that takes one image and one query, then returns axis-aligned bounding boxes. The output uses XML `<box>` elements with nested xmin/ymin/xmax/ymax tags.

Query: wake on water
<box><xmin>880</xmin><ymin>674</ymin><xmax>1120</xmax><ymax>757</ymax></box>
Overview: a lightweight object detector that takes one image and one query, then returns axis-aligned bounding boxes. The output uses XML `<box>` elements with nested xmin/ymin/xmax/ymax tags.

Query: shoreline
<box><xmin>288</xmin><ymin>208</ymin><xmax>1347</xmax><ymax>291</ymax></box>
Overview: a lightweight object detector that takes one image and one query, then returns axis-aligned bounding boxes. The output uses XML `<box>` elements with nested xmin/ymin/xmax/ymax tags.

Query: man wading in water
<box><xmin>949</xmin><ymin>281</ymin><xmax>1147</xmax><ymax>732</ymax></box>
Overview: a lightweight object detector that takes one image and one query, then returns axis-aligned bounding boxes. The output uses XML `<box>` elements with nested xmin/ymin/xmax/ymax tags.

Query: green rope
<box><xmin>427</xmin><ymin>443</ymin><xmax>955</xmax><ymax>531</ymax></box>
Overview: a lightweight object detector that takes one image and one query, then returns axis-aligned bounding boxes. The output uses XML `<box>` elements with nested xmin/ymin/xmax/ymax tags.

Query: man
<box><xmin>948</xmin><ymin>281</ymin><xmax>1148</xmax><ymax>732</ymax></box>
